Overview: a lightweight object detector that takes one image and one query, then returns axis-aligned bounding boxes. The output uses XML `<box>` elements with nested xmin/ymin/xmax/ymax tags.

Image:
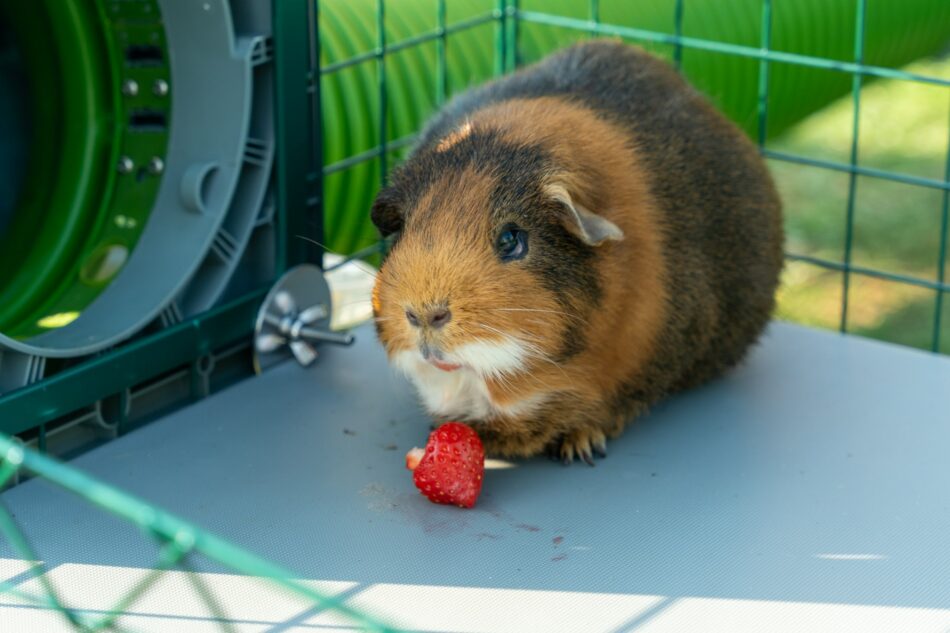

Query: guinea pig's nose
<box><xmin>428</xmin><ymin>308</ymin><xmax>452</xmax><ymax>329</ymax></box>
<box><xmin>406</xmin><ymin>306</ymin><xmax>452</xmax><ymax>329</ymax></box>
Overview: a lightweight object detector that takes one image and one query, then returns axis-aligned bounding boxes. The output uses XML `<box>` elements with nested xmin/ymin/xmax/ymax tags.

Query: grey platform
<box><xmin>2</xmin><ymin>323</ymin><xmax>950</xmax><ymax>632</ymax></box>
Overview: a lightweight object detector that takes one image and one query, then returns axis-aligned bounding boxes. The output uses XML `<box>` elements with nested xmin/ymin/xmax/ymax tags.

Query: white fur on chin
<box><xmin>392</xmin><ymin>338</ymin><xmax>545</xmax><ymax>420</ymax></box>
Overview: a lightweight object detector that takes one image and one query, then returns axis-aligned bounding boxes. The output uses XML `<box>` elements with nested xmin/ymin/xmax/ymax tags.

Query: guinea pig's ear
<box><xmin>545</xmin><ymin>183</ymin><xmax>624</xmax><ymax>246</ymax></box>
<box><xmin>370</xmin><ymin>185</ymin><xmax>405</xmax><ymax>237</ymax></box>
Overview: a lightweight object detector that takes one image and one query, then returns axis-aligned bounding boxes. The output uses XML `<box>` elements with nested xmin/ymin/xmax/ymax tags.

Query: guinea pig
<box><xmin>370</xmin><ymin>40</ymin><xmax>783</xmax><ymax>464</ymax></box>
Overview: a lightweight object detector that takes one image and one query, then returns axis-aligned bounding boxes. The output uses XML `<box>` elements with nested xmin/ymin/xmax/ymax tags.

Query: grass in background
<box><xmin>771</xmin><ymin>55</ymin><xmax>950</xmax><ymax>353</ymax></box>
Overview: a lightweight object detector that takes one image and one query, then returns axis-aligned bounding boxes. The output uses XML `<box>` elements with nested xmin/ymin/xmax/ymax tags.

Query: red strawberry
<box><xmin>405</xmin><ymin>422</ymin><xmax>485</xmax><ymax>508</ymax></box>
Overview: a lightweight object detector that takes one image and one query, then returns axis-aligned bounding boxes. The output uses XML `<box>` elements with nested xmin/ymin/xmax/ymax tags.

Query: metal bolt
<box><xmin>299</xmin><ymin>327</ymin><xmax>355</xmax><ymax>346</ymax></box>
<box><xmin>121</xmin><ymin>79</ymin><xmax>139</xmax><ymax>97</ymax></box>
<box><xmin>152</xmin><ymin>79</ymin><xmax>169</xmax><ymax>97</ymax></box>
<box><xmin>117</xmin><ymin>157</ymin><xmax>134</xmax><ymax>174</ymax></box>
<box><xmin>147</xmin><ymin>157</ymin><xmax>165</xmax><ymax>175</ymax></box>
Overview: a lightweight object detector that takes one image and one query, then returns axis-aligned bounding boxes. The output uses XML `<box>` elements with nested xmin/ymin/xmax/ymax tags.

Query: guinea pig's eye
<box><xmin>495</xmin><ymin>226</ymin><xmax>528</xmax><ymax>262</ymax></box>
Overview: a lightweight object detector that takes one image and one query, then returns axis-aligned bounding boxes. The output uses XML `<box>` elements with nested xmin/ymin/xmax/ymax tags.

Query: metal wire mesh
<box><xmin>320</xmin><ymin>0</ymin><xmax>949</xmax><ymax>352</ymax></box>
<box><xmin>0</xmin><ymin>434</ymin><xmax>400</xmax><ymax>631</ymax></box>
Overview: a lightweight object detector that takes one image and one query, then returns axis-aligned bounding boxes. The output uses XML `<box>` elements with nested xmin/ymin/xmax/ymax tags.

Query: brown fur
<box><xmin>370</xmin><ymin>41</ymin><xmax>783</xmax><ymax>461</ymax></box>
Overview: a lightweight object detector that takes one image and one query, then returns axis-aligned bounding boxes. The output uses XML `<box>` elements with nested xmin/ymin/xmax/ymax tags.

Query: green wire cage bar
<box><xmin>1</xmin><ymin>0</ymin><xmax>949</xmax><ymax>629</ymax></box>
<box><xmin>0</xmin><ymin>434</ymin><xmax>400</xmax><ymax>632</ymax></box>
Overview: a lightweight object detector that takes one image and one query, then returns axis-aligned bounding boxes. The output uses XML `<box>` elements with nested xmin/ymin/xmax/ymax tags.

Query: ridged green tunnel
<box><xmin>318</xmin><ymin>0</ymin><xmax>950</xmax><ymax>256</ymax></box>
<box><xmin>0</xmin><ymin>0</ymin><xmax>169</xmax><ymax>341</ymax></box>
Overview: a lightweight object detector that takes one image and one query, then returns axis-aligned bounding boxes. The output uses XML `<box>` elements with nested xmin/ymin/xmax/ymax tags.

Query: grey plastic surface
<box><xmin>0</xmin><ymin>0</ymin><xmax>274</xmax><ymax>363</ymax></box>
<box><xmin>3</xmin><ymin>323</ymin><xmax>950</xmax><ymax>632</ymax></box>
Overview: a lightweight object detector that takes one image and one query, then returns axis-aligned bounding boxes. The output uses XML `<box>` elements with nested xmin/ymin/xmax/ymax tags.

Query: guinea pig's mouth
<box><xmin>429</xmin><ymin>358</ymin><xmax>462</xmax><ymax>372</ymax></box>
<box><xmin>420</xmin><ymin>342</ymin><xmax>463</xmax><ymax>372</ymax></box>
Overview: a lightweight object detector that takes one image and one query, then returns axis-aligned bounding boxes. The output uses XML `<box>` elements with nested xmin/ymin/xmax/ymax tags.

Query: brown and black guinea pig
<box><xmin>370</xmin><ymin>40</ymin><xmax>784</xmax><ymax>464</ymax></box>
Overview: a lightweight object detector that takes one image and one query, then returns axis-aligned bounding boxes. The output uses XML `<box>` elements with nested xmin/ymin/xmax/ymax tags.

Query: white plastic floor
<box><xmin>2</xmin><ymin>322</ymin><xmax>950</xmax><ymax>632</ymax></box>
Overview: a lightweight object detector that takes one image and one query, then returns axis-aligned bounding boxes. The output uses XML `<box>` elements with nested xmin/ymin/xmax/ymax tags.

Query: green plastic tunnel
<box><xmin>318</xmin><ymin>0</ymin><xmax>950</xmax><ymax>256</ymax></box>
<box><xmin>1</xmin><ymin>0</ymin><xmax>949</xmax><ymax>343</ymax></box>
<box><xmin>0</xmin><ymin>0</ymin><xmax>169</xmax><ymax>341</ymax></box>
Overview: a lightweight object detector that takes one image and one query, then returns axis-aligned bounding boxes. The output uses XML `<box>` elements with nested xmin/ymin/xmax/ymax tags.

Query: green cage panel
<box><xmin>317</xmin><ymin>0</ymin><xmax>950</xmax><ymax>257</ymax></box>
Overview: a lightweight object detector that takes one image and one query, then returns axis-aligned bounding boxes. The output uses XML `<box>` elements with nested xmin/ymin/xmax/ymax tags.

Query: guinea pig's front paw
<box><xmin>553</xmin><ymin>428</ymin><xmax>608</xmax><ymax>466</ymax></box>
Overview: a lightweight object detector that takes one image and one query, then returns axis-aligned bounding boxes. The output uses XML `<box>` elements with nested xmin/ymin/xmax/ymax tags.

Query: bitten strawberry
<box><xmin>405</xmin><ymin>422</ymin><xmax>485</xmax><ymax>508</ymax></box>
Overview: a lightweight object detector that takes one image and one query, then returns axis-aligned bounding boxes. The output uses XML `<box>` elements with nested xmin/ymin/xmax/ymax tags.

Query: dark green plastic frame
<box><xmin>0</xmin><ymin>0</ymin><xmax>321</xmax><ymax>435</ymax></box>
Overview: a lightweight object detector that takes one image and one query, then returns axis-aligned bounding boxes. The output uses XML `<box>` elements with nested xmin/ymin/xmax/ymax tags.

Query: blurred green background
<box><xmin>771</xmin><ymin>53</ymin><xmax>950</xmax><ymax>353</ymax></box>
<box><xmin>315</xmin><ymin>1</ymin><xmax>950</xmax><ymax>356</ymax></box>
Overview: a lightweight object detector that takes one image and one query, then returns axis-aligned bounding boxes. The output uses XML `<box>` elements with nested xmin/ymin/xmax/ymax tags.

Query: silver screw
<box><xmin>121</xmin><ymin>79</ymin><xmax>139</xmax><ymax>97</ymax></box>
<box><xmin>117</xmin><ymin>157</ymin><xmax>134</xmax><ymax>174</ymax></box>
<box><xmin>147</xmin><ymin>157</ymin><xmax>165</xmax><ymax>175</ymax></box>
<box><xmin>152</xmin><ymin>79</ymin><xmax>169</xmax><ymax>97</ymax></box>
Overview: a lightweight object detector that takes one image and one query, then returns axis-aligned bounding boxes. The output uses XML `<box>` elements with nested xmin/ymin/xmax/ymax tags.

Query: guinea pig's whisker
<box><xmin>484</xmin><ymin>323</ymin><xmax>551</xmax><ymax>347</ymax></box>
<box><xmin>370</xmin><ymin>275</ymin><xmax>397</xmax><ymax>289</ymax></box>
<box><xmin>480</xmin><ymin>327</ymin><xmax>561</xmax><ymax>380</ymax></box>
<box><xmin>486</xmin><ymin>307</ymin><xmax>582</xmax><ymax>324</ymax></box>
<box><xmin>336</xmin><ymin>299</ymin><xmax>374</xmax><ymax>308</ymax></box>
<box><xmin>490</xmin><ymin>307</ymin><xmax>569</xmax><ymax>314</ymax></box>
<box><xmin>490</xmin><ymin>363</ymin><xmax>521</xmax><ymax>391</ymax></box>
<box><xmin>295</xmin><ymin>235</ymin><xmax>385</xmax><ymax>280</ymax></box>
<box><xmin>295</xmin><ymin>235</ymin><xmax>328</xmax><ymax>248</ymax></box>
<box><xmin>457</xmin><ymin>321</ymin><xmax>567</xmax><ymax>386</ymax></box>
<box><xmin>342</xmin><ymin>261</ymin><xmax>379</xmax><ymax>278</ymax></box>
<box><xmin>470</xmin><ymin>321</ymin><xmax>545</xmax><ymax>351</ymax></box>
<box><xmin>497</xmin><ymin>379</ymin><xmax>519</xmax><ymax>396</ymax></box>
<box><xmin>514</xmin><ymin>340</ymin><xmax>571</xmax><ymax>379</ymax></box>
<box><xmin>452</xmin><ymin>323</ymin><xmax>528</xmax><ymax>381</ymax></box>
<box><xmin>508</xmin><ymin>330</ymin><xmax>547</xmax><ymax>344</ymax></box>
<box><xmin>471</xmin><ymin>322</ymin><xmax>509</xmax><ymax>339</ymax></box>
